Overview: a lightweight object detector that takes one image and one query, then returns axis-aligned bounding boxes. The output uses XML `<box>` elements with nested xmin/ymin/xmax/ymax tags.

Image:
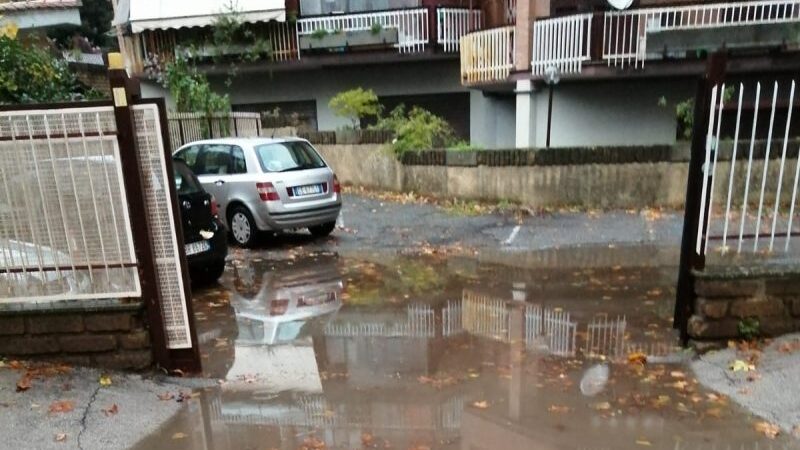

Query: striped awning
<box><xmin>113</xmin><ymin>0</ymin><xmax>285</xmax><ymax>32</ymax></box>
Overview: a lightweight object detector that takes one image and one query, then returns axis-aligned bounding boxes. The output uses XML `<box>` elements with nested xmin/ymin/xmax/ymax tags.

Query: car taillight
<box><xmin>333</xmin><ymin>175</ymin><xmax>341</xmax><ymax>194</ymax></box>
<box><xmin>257</xmin><ymin>182</ymin><xmax>280</xmax><ymax>201</ymax></box>
<box><xmin>270</xmin><ymin>299</ymin><xmax>289</xmax><ymax>316</ymax></box>
<box><xmin>209</xmin><ymin>195</ymin><xmax>219</xmax><ymax>216</ymax></box>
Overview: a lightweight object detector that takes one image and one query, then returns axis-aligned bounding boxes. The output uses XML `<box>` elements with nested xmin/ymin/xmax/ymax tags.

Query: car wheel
<box><xmin>206</xmin><ymin>259</ymin><xmax>226</xmax><ymax>283</ymax></box>
<box><xmin>309</xmin><ymin>221</ymin><xmax>336</xmax><ymax>238</ymax></box>
<box><xmin>229</xmin><ymin>206</ymin><xmax>258</xmax><ymax>247</ymax></box>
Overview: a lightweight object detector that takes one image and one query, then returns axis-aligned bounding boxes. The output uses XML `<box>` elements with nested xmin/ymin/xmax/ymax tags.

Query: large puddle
<box><xmin>134</xmin><ymin>247</ymin><xmax>798</xmax><ymax>449</ymax></box>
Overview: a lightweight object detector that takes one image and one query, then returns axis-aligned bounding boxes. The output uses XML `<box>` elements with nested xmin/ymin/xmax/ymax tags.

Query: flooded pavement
<box><xmin>134</xmin><ymin>247</ymin><xmax>798</xmax><ymax>450</ymax></box>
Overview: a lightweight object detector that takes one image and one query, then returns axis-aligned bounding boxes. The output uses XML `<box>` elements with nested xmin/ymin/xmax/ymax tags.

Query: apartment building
<box><xmin>111</xmin><ymin>0</ymin><xmax>800</xmax><ymax>147</ymax></box>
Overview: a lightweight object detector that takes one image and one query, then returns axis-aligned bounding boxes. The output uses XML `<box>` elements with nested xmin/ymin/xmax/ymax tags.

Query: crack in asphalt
<box><xmin>77</xmin><ymin>384</ymin><xmax>101</xmax><ymax>450</ymax></box>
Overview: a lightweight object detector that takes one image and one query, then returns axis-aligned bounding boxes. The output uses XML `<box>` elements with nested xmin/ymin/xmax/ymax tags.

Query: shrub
<box><xmin>162</xmin><ymin>55</ymin><xmax>230</xmax><ymax>114</ymax></box>
<box><xmin>329</xmin><ymin>87</ymin><xmax>382</xmax><ymax>129</ymax></box>
<box><xmin>372</xmin><ymin>105</ymin><xmax>457</xmax><ymax>156</ymax></box>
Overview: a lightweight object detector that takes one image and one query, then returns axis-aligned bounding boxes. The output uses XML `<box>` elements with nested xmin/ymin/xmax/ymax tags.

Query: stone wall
<box><xmin>0</xmin><ymin>300</ymin><xmax>152</xmax><ymax>370</ymax></box>
<box><xmin>688</xmin><ymin>266</ymin><xmax>800</xmax><ymax>341</ymax></box>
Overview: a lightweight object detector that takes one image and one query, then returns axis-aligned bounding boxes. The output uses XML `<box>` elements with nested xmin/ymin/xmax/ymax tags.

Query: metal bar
<box><xmin>722</xmin><ymin>84</ymin><xmax>745</xmax><ymax>250</ymax></box>
<box><xmin>753</xmin><ymin>82</ymin><xmax>779</xmax><ymax>252</ymax></box>
<box><xmin>769</xmin><ymin>80</ymin><xmax>795</xmax><ymax>251</ymax></box>
<box><xmin>703</xmin><ymin>83</ymin><xmax>727</xmax><ymax>255</ymax></box>
<box><xmin>739</xmin><ymin>82</ymin><xmax>762</xmax><ymax>253</ymax></box>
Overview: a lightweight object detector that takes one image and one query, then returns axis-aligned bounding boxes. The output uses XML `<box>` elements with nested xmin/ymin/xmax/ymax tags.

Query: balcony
<box><xmin>460</xmin><ymin>25</ymin><xmax>515</xmax><ymax>85</ymax></box>
<box><xmin>437</xmin><ymin>7</ymin><xmax>483</xmax><ymax>52</ymax></box>
<box><xmin>531</xmin><ymin>0</ymin><xmax>800</xmax><ymax>78</ymax></box>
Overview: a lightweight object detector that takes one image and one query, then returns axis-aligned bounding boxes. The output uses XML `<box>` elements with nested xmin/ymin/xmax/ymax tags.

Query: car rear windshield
<box><xmin>255</xmin><ymin>141</ymin><xmax>326</xmax><ymax>173</ymax></box>
<box><xmin>173</xmin><ymin>160</ymin><xmax>204</xmax><ymax>195</ymax></box>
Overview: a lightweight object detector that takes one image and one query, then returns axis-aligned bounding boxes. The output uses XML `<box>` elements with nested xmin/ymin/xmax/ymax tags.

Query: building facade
<box><xmin>112</xmin><ymin>0</ymin><xmax>800</xmax><ymax>148</ymax></box>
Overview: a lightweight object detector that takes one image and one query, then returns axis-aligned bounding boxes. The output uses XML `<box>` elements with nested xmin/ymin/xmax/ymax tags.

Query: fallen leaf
<box><xmin>99</xmin><ymin>375</ymin><xmax>112</xmax><ymax>387</ymax></box>
<box><xmin>636</xmin><ymin>439</ymin><xmax>652</xmax><ymax>446</ymax></box>
<box><xmin>48</xmin><ymin>400</ymin><xmax>74</xmax><ymax>414</ymax></box>
<box><xmin>670</xmin><ymin>371</ymin><xmax>686</xmax><ymax>379</ymax></box>
<box><xmin>172</xmin><ymin>432</ymin><xmax>187</xmax><ymax>440</ymax></box>
<box><xmin>471</xmin><ymin>401</ymin><xmax>489</xmax><ymax>409</ymax></box>
<box><xmin>627</xmin><ymin>352</ymin><xmax>647</xmax><ymax>365</ymax></box>
<box><xmin>102</xmin><ymin>404</ymin><xmax>118</xmax><ymax>416</ymax></box>
<box><xmin>754</xmin><ymin>421</ymin><xmax>780</xmax><ymax>439</ymax></box>
<box><xmin>652</xmin><ymin>395</ymin><xmax>671</xmax><ymax>408</ymax></box>
<box><xmin>16</xmin><ymin>375</ymin><xmax>32</xmax><ymax>392</ymax></box>
<box><xmin>590</xmin><ymin>401</ymin><xmax>612</xmax><ymax>411</ymax></box>
<box><xmin>361</xmin><ymin>433</ymin><xmax>374</xmax><ymax>446</ymax></box>
<box><xmin>301</xmin><ymin>436</ymin><xmax>326</xmax><ymax>449</ymax></box>
<box><xmin>705</xmin><ymin>407</ymin><xmax>723</xmax><ymax>418</ymax></box>
<box><xmin>730</xmin><ymin>360</ymin><xmax>755</xmax><ymax>372</ymax></box>
<box><xmin>548</xmin><ymin>405</ymin><xmax>571</xmax><ymax>414</ymax></box>
<box><xmin>54</xmin><ymin>433</ymin><xmax>67</xmax><ymax>443</ymax></box>
<box><xmin>157</xmin><ymin>392</ymin><xmax>175</xmax><ymax>401</ymax></box>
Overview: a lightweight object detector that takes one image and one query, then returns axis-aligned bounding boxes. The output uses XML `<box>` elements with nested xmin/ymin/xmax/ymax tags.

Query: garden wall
<box><xmin>317</xmin><ymin>140</ymin><xmax>799</xmax><ymax>210</ymax></box>
<box><xmin>0</xmin><ymin>300</ymin><xmax>152</xmax><ymax>370</ymax></box>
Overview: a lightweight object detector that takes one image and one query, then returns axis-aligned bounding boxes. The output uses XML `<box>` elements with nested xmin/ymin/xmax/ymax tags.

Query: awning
<box><xmin>114</xmin><ymin>0</ymin><xmax>286</xmax><ymax>32</ymax></box>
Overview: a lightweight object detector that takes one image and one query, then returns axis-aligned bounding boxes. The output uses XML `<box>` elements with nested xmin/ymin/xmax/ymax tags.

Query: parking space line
<box><xmin>504</xmin><ymin>225</ymin><xmax>521</xmax><ymax>245</ymax></box>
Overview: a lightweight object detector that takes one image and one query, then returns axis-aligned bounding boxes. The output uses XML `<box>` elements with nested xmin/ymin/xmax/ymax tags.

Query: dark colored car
<box><xmin>173</xmin><ymin>158</ymin><xmax>228</xmax><ymax>284</ymax></box>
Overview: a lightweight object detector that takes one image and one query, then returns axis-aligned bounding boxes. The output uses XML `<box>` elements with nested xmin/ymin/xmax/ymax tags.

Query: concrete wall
<box><xmin>317</xmin><ymin>144</ymin><xmax>690</xmax><ymax>209</ymax></box>
<box><xmin>470</xmin><ymin>92</ymin><xmax>516</xmax><ymax>149</ymax></box>
<box><xmin>531</xmin><ymin>79</ymin><xmax>696</xmax><ymax>148</ymax></box>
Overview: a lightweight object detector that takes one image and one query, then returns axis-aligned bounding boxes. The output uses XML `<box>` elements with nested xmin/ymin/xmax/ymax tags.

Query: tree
<box><xmin>0</xmin><ymin>35</ymin><xmax>99</xmax><ymax>104</ymax></box>
<box><xmin>329</xmin><ymin>88</ymin><xmax>382</xmax><ymax>129</ymax></box>
<box><xmin>162</xmin><ymin>55</ymin><xmax>230</xmax><ymax>114</ymax></box>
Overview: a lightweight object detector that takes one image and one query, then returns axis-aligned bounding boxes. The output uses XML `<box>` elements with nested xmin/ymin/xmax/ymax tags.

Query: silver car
<box><xmin>174</xmin><ymin>138</ymin><xmax>342</xmax><ymax>247</ymax></box>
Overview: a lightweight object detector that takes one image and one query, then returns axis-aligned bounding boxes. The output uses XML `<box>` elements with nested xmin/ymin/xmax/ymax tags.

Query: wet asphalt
<box><xmin>128</xmin><ymin>194</ymin><xmax>798</xmax><ymax>450</ymax></box>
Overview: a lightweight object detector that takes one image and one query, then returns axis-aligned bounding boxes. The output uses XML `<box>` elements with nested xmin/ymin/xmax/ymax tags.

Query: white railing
<box><xmin>696</xmin><ymin>80</ymin><xmax>800</xmax><ymax>257</ymax></box>
<box><xmin>297</xmin><ymin>8</ymin><xmax>429</xmax><ymax>53</ymax></box>
<box><xmin>532</xmin><ymin>13</ymin><xmax>592</xmax><ymax>76</ymax></box>
<box><xmin>62</xmin><ymin>51</ymin><xmax>104</xmax><ymax>66</ymax></box>
<box><xmin>460</xmin><ymin>25</ymin><xmax>515</xmax><ymax>84</ymax></box>
<box><xmin>604</xmin><ymin>0</ymin><xmax>800</xmax><ymax>68</ymax></box>
<box><xmin>436</xmin><ymin>8</ymin><xmax>482</xmax><ymax>52</ymax></box>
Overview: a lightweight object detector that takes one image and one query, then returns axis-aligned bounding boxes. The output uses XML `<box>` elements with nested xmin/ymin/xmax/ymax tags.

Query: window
<box><xmin>175</xmin><ymin>146</ymin><xmax>200</xmax><ymax>172</ymax></box>
<box><xmin>255</xmin><ymin>141</ymin><xmax>326</xmax><ymax>173</ymax></box>
<box><xmin>196</xmin><ymin>145</ymin><xmax>233</xmax><ymax>176</ymax></box>
<box><xmin>231</xmin><ymin>146</ymin><xmax>247</xmax><ymax>174</ymax></box>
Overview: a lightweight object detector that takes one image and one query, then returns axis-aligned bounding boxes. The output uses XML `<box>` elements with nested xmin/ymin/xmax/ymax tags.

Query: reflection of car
<box><xmin>173</xmin><ymin>159</ymin><xmax>228</xmax><ymax>284</ymax></box>
<box><xmin>173</xmin><ymin>138</ymin><xmax>342</xmax><ymax>247</ymax></box>
<box><xmin>229</xmin><ymin>255</ymin><xmax>343</xmax><ymax>346</ymax></box>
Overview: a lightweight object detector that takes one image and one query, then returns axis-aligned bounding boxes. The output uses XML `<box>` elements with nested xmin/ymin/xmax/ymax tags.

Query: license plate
<box><xmin>185</xmin><ymin>240</ymin><xmax>211</xmax><ymax>256</ymax></box>
<box><xmin>293</xmin><ymin>184</ymin><xmax>323</xmax><ymax>197</ymax></box>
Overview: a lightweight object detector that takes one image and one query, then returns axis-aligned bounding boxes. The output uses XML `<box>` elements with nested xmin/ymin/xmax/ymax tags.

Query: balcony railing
<box><xmin>531</xmin><ymin>13</ymin><xmax>592</xmax><ymax>76</ymax></box>
<box><xmin>296</xmin><ymin>8</ymin><xmax>429</xmax><ymax>54</ymax></box>
<box><xmin>460</xmin><ymin>25</ymin><xmax>515</xmax><ymax>84</ymax></box>
<box><xmin>437</xmin><ymin>7</ymin><xmax>483</xmax><ymax>52</ymax></box>
<box><xmin>603</xmin><ymin>0</ymin><xmax>800</xmax><ymax>68</ymax></box>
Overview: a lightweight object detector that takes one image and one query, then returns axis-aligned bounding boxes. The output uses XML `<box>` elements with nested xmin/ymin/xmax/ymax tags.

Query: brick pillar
<box><xmin>514</xmin><ymin>0</ymin><xmax>549</xmax><ymax>73</ymax></box>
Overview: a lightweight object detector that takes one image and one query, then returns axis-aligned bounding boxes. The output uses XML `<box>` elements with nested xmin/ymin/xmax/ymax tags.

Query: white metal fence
<box><xmin>297</xmin><ymin>8</ymin><xmax>429</xmax><ymax>53</ymax></box>
<box><xmin>584</xmin><ymin>315</ymin><xmax>626</xmax><ymax>359</ymax></box>
<box><xmin>324</xmin><ymin>304</ymin><xmax>435</xmax><ymax>338</ymax></box>
<box><xmin>437</xmin><ymin>8</ymin><xmax>483</xmax><ymax>52</ymax></box>
<box><xmin>603</xmin><ymin>0</ymin><xmax>800</xmax><ymax>68</ymax></box>
<box><xmin>532</xmin><ymin>13</ymin><xmax>593</xmax><ymax>76</ymax></box>
<box><xmin>0</xmin><ymin>107</ymin><xmax>140</xmax><ymax>303</ymax></box>
<box><xmin>442</xmin><ymin>299</ymin><xmax>463</xmax><ymax>336</ymax></box>
<box><xmin>167</xmin><ymin>111</ymin><xmax>262</xmax><ymax>151</ymax></box>
<box><xmin>460</xmin><ymin>25</ymin><xmax>515</xmax><ymax>84</ymax></box>
<box><xmin>695</xmin><ymin>80</ymin><xmax>800</xmax><ymax>257</ymax></box>
<box><xmin>462</xmin><ymin>290</ymin><xmax>510</xmax><ymax>341</ymax></box>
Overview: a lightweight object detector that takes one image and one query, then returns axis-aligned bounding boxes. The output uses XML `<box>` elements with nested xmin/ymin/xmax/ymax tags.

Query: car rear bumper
<box><xmin>186</xmin><ymin>219</ymin><xmax>228</xmax><ymax>270</ymax></box>
<box><xmin>256</xmin><ymin>202</ymin><xmax>342</xmax><ymax>230</ymax></box>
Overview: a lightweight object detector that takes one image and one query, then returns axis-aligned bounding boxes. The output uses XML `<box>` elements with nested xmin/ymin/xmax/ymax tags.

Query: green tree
<box><xmin>329</xmin><ymin>87</ymin><xmax>382</xmax><ymax>129</ymax></box>
<box><xmin>163</xmin><ymin>55</ymin><xmax>230</xmax><ymax>114</ymax></box>
<box><xmin>0</xmin><ymin>35</ymin><xmax>99</xmax><ymax>104</ymax></box>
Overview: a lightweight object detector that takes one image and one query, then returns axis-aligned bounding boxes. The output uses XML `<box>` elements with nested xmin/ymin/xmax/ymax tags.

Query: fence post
<box><xmin>106</xmin><ymin>53</ymin><xmax>171</xmax><ymax>370</ymax></box>
<box><xmin>674</xmin><ymin>51</ymin><xmax>727</xmax><ymax>343</ymax></box>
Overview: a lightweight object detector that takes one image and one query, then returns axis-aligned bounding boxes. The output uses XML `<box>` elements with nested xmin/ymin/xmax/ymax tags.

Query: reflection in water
<box><xmin>134</xmin><ymin>251</ymin><xmax>797</xmax><ymax>450</ymax></box>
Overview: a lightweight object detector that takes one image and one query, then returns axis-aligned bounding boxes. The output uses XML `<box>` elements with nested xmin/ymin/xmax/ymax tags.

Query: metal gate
<box><xmin>0</xmin><ymin>106</ymin><xmax>139</xmax><ymax>302</ymax></box>
<box><xmin>0</xmin><ymin>60</ymin><xmax>200</xmax><ymax>371</ymax></box>
<box><xmin>675</xmin><ymin>52</ymin><xmax>800</xmax><ymax>339</ymax></box>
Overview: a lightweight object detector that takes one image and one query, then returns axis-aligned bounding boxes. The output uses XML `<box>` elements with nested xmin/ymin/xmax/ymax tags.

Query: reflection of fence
<box><xmin>443</xmin><ymin>300</ymin><xmax>463</xmax><ymax>336</ymax></box>
<box><xmin>585</xmin><ymin>315</ymin><xmax>627</xmax><ymax>359</ymax></box>
<box><xmin>462</xmin><ymin>290</ymin><xmax>510</xmax><ymax>341</ymax></box>
<box><xmin>525</xmin><ymin>304</ymin><xmax>577</xmax><ymax>356</ymax></box>
<box><xmin>167</xmin><ymin>112</ymin><xmax>262</xmax><ymax>151</ymax></box>
<box><xmin>324</xmin><ymin>304</ymin><xmax>435</xmax><ymax>337</ymax></box>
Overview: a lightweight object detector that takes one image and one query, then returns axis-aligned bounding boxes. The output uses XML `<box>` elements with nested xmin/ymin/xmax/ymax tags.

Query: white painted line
<box><xmin>504</xmin><ymin>225</ymin><xmax>521</xmax><ymax>245</ymax></box>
